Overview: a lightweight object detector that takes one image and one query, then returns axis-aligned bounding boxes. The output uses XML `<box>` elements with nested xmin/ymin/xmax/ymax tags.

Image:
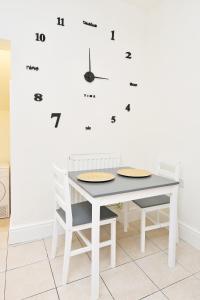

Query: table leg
<box><xmin>168</xmin><ymin>186</ymin><xmax>178</xmax><ymax>267</ymax></box>
<box><xmin>91</xmin><ymin>203</ymin><xmax>100</xmax><ymax>300</ymax></box>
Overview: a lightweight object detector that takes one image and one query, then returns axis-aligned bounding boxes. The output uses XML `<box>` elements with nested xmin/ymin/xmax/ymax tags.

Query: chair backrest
<box><xmin>157</xmin><ymin>161</ymin><xmax>181</xmax><ymax>181</ymax></box>
<box><xmin>53</xmin><ymin>164</ymin><xmax>72</xmax><ymax>228</ymax></box>
<box><xmin>68</xmin><ymin>152</ymin><xmax>121</xmax><ymax>171</ymax></box>
<box><xmin>68</xmin><ymin>153</ymin><xmax>121</xmax><ymax>203</ymax></box>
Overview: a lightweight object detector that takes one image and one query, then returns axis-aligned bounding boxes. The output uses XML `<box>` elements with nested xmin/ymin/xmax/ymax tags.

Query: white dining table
<box><xmin>69</xmin><ymin>167</ymin><xmax>179</xmax><ymax>300</ymax></box>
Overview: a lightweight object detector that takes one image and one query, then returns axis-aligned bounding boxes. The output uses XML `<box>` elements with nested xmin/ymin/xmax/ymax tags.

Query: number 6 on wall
<box><xmin>51</xmin><ymin>113</ymin><xmax>61</xmax><ymax>128</ymax></box>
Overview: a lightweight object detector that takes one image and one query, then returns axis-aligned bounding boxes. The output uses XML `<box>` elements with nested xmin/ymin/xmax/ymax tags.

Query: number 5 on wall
<box><xmin>51</xmin><ymin>113</ymin><xmax>61</xmax><ymax>128</ymax></box>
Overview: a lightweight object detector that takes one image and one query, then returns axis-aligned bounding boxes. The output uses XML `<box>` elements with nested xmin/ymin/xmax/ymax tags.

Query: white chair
<box><xmin>123</xmin><ymin>161</ymin><xmax>180</xmax><ymax>252</ymax></box>
<box><xmin>51</xmin><ymin>164</ymin><xmax>117</xmax><ymax>284</ymax></box>
<box><xmin>68</xmin><ymin>153</ymin><xmax>121</xmax><ymax>203</ymax></box>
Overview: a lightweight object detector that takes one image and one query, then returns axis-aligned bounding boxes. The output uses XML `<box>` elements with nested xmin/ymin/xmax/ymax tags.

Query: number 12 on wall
<box><xmin>51</xmin><ymin>113</ymin><xmax>61</xmax><ymax>128</ymax></box>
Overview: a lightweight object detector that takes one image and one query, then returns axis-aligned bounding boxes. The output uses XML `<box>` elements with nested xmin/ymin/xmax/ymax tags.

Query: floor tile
<box><xmin>7</xmin><ymin>240</ymin><xmax>47</xmax><ymax>270</ymax></box>
<box><xmin>163</xmin><ymin>276</ymin><xmax>200</xmax><ymax>300</ymax></box>
<box><xmin>5</xmin><ymin>260</ymin><xmax>55</xmax><ymax>300</ymax></box>
<box><xmin>80</xmin><ymin>227</ymin><xmax>110</xmax><ymax>243</ymax></box>
<box><xmin>136</xmin><ymin>252</ymin><xmax>190</xmax><ymax>289</ymax></box>
<box><xmin>0</xmin><ymin>248</ymin><xmax>7</xmax><ymax>272</ymax></box>
<box><xmin>175</xmin><ymin>240</ymin><xmax>200</xmax><ymax>273</ymax></box>
<box><xmin>50</xmin><ymin>251</ymin><xmax>91</xmax><ymax>286</ymax></box>
<box><xmin>117</xmin><ymin>235</ymin><xmax>160</xmax><ymax>260</ymax></box>
<box><xmin>115</xmin><ymin>221</ymin><xmax>140</xmax><ymax>240</ymax></box>
<box><xmin>146</xmin><ymin>228</ymin><xmax>169</xmax><ymax>250</ymax></box>
<box><xmin>58</xmin><ymin>277</ymin><xmax>112</xmax><ymax>300</ymax></box>
<box><xmin>101</xmin><ymin>261</ymin><xmax>158</xmax><ymax>300</ymax></box>
<box><xmin>0</xmin><ymin>272</ymin><xmax>5</xmax><ymax>300</ymax></box>
<box><xmin>44</xmin><ymin>234</ymin><xmax>80</xmax><ymax>258</ymax></box>
<box><xmin>143</xmin><ymin>291</ymin><xmax>167</xmax><ymax>299</ymax></box>
<box><xmin>0</xmin><ymin>231</ymin><xmax>8</xmax><ymax>249</ymax></box>
<box><xmin>195</xmin><ymin>272</ymin><xmax>200</xmax><ymax>280</ymax></box>
<box><xmin>26</xmin><ymin>289</ymin><xmax>58</xmax><ymax>299</ymax></box>
<box><xmin>88</xmin><ymin>244</ymin><xmax>131</xmax><ymax>271</ymax></box>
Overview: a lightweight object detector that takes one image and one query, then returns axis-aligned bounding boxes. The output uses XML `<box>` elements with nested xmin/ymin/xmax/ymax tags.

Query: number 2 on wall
<box><xmin>125</xmin><ymin>51</ymin><xmax>132</xmax><ymax>59</ymax></box>
<box><xmin>51</xmin><ymin>113</ymin><xmax>61</xmax><ymax>128</ymax></box>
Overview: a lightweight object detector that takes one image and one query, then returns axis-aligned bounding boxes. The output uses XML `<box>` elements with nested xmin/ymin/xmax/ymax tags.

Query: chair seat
<box><xmin>133</xmin><ymin>195</ymin><xmax>170</xmax><ymax>209</ymax></box>
<box><xmin>57</xmin><ymin>201</ymin><xmax>117</xmax><ymax>227</ymax></box>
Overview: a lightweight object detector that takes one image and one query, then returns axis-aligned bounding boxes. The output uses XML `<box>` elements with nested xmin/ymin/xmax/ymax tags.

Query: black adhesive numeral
<box><xmin>57</xmin><ymin>17</ymin><xmax>64</xmax><ymax>26</ymax></box>
<box><xmin>85</xmin><ymin>126</ymin><xmax>91</xmax><ymax>130</ymax></box>
<box><xmin>34</xmin><ymin>93</ymin><xmax>43</xmax><ymax>101</ymax></box>
<box><xmin>130</xmin><ymin>82</ymin><xmax>138</xmax><ymax>87</ymax></box>
<box><xmin>51</xmin><ymin>113</ymin><xmax>61</xmax><ymax>128</ymax></box>
<box><xmin>111</xmin><ymin>116</ymin><xmax>116</xmax><ymax>123</ymax></box>
<box><xmin>35</xmin><ymin>33</ymin><xmax>46</xmax><ymax>42</ymax></box>
<box><xmin>126</xmin><ymin>104</ymin><xmax>131</xmax><ymax>112</ymax></box>
<box><xmin>111</xmin><ymin>30</ymin><xmax>115</xmax><ymax>40</ymax></box>
<box><xmin>125</xmin><ymin>51</ymin><xmax>132</xmax><ymax>59</ymax></box>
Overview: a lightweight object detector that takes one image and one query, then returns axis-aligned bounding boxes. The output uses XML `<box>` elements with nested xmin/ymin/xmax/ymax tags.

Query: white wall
<box><xmin>141</xmin><ymin>0</ymin><xmax>200</xmax><ymax>248</ymax></box>
<box><xmin>0</xmin><ymin>0</ymin><xmax>147</xmax><ymax>243</ymax></box>
<box><xmin>1</xmin><ymin>0</ymin><xmax>200</xmax><ymax>248</ymax></box>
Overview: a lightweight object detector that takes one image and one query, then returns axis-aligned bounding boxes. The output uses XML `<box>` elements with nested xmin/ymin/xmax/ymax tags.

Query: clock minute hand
<box><xmin>94</xmin><ymin>76</ymin><xmax>109</xmax><ymax>80</ymax></box>
<box><xmin>89</xmin><ymin>48</ymin><xmax>91</xmax><ymax>72</ymax></box>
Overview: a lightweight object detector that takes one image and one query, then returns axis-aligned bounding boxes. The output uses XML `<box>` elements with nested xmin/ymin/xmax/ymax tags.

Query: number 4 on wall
<box><xmin>51</xmin><ymin>113</ymin><xmax>61</xmax><ymax>128</ymax></box>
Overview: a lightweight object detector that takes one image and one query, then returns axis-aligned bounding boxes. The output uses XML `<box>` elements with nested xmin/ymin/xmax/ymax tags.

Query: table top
<box><xmin>69</xmin><ymin>167</ymin><xmax>179</xmax><ymax>198</ymax></box>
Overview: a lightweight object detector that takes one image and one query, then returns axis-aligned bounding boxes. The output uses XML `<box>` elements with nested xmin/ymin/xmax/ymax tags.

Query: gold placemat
<box><xmin>77</xmin><ymin>172</ymin><xmax>115</xmax><ymax>182</ymax></box>
<box><xmin>117</xmin><ymin>168</ymin><xmax>151</xmax><ymax>178</ymax></box>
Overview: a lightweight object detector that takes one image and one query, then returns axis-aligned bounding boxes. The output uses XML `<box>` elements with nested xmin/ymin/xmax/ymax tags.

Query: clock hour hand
<box><xmin>94</xmin><ymin>76</ymin><xmax>109</xmax><ymax>80</ymax></box>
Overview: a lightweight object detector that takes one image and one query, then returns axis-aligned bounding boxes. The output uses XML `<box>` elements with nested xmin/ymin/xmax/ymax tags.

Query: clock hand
<box><xmin>94</xmin><ymin>76</ymin><xmax>109</xmax><ymax>80</ymax></box>
<box><xmin>89</xmin><ymin>48</ymin><xmax>91</xmax><ymax>72</ymax></box>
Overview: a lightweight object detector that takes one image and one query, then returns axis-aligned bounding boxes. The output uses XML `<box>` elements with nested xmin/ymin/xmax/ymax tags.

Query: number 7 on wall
<box><xmin>51</xmin><ymin>113</ymin><xmax>61</xmax><ymax>128</ymax></box>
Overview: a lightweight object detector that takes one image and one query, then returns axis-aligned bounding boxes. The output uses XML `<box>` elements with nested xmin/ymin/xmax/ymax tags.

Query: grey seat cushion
<box><xmin>57</xmin><ymin>201</ymin><xmax>117</xmax><ymax>226</ymax></box>
<box><xmin>133</xmin><ymin>195</ymin><xmax>170</xmax><ymax>208</ymax></box>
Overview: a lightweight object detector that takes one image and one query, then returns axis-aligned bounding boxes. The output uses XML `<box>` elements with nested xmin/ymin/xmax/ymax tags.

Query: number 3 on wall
<box><xmin>51</xmin><ymin>113</ymin><xmax>61</xmax><ymax>128</ymax></box>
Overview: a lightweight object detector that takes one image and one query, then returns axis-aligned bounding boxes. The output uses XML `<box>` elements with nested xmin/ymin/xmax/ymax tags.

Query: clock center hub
<box><xmin>84</xmin><ymin>71</ymin><xmax>95</xmax><ymax>83</ymax></box>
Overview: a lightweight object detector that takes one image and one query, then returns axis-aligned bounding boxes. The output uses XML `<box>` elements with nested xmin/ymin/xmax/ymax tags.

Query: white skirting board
<box><xmin>9</xmin><ymin>217</ymin><xmax>200</xmax><ymax>250</ymax></box>
<box><xmin>179</xmin><ymin>221</ymin><xmax>200</xmax><ymax>250</ymax></box>
<box><xmin>9</xmin><ymin>220</ymin><xmax>54</xmax><ymax>245</ymax></box>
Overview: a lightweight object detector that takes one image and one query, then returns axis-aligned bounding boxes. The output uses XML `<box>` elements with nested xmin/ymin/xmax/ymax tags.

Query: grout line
<box><xmin>139</xmin><ymin>290</ymin><xmax>167</xmax><ymax>300</ymax></box>
<box><xmin>160</xmin><ymin>290</ymin><xmax>169</xmax><ymax>300</ymax></box>
<box><xmin>114</xmin><ymin>240</ymin><xmax>161</xmax><ymax>292</ymax></box>
<box><xmin>42</xmin><ymin>239</ymin><xmax>60</xmax><ymax>300</ymax></box>
<box><xmin>100</xmin><ymin>274</ymin><xmax>115</xmax><ymax>300</ymax></box>
<box><xmin>160</xmin><ymin>272</ymin><xmax>198</xmax><ymax>292</ymax></box>
<box><xmin>5</xmin><ymin>257</ymin><xmax>49</xmax><ymax>272</ymax></box>
<box><xmin>22</xmin><ymin>288</ymin><xmax>56</xmax><ymax>299</ymax></box>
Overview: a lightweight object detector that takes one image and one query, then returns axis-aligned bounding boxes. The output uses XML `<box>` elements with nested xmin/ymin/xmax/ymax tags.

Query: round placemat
<box><xmin>117</xmin><ymin>168</ymin><xmax>151</xmax><ymax>178</ymax></box>
<box><xmin>77</xmin><ymin>172</ymin><xmax>115</xmax><ymax>182</ymax></box>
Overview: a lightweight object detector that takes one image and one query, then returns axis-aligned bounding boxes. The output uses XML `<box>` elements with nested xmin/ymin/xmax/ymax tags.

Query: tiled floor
<box><xmin>1</xmin><ymin>219</ymin><xmax>200</xmax><ymax>300</ymax></box>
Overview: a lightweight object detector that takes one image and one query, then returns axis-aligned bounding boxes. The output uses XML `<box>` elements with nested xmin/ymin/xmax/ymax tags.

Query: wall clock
<box><xmin>28</xmin><ymin>17</ymin><xmax>138</xmax><ymax>131</ymax></box>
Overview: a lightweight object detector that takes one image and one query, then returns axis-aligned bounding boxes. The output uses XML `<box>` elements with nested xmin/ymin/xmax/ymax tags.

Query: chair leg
<box><xmin>51</xmin><ymin>217</ymin><xmax>58</xmax><ymax>259</ymax></box>
<box><xmin>62</xmin><ymin>230</ymin><xmax>72</xmax><ymax>285</ymax></box>
<box><xmin>140</xmin><ymin>210</ymin><xmax>146</xmax><ymax>253</ymax></box>
<box><xmin>176</xmin><ymin>220</ymin><xmax>179</xmax><ymax>244</ymax></box>
<box><xmin>110</xmin><ymin>219</ymin><xmax>116</xmax><ymax>268</ymax></box>
<box><xmin>123</xmin><ymin>202</ymin><xmax>129</xmax><ymax>232</ymax></box>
